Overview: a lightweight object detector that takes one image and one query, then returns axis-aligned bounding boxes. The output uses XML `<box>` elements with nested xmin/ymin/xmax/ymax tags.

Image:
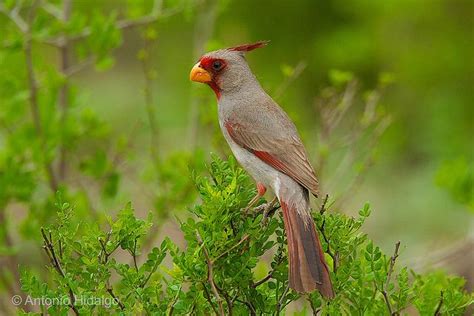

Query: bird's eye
<box><xmin>212</xmin><ymin>60</ymin><xmax>222</xmax><ymax>71</ymax></box>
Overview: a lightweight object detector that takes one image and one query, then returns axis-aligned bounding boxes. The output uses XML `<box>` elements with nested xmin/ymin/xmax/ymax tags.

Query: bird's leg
<box><xmin>261</xmin><ymin>196</ymin><xmax>279</xmax><ymax>225</ymax></box>
<box><xmin>244</xmin><ymin>182</ymin><xmax>266</xmax><ymax>214</ymax></box>
<box><xmin>263</xmin><ymin>196</ymin><xmax>278</xmax><ymax>217</ymax></box>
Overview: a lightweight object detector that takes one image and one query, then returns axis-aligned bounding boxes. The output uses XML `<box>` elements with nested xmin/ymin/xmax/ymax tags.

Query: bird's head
<box><xmin>189</xmin><ymin>41</ymin><xmax>269</xmax><ymax>99</ymax></box>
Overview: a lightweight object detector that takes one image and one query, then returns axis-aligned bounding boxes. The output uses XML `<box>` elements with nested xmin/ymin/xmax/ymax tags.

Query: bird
<box><xmin>189</xmin><ymin>41</ymin><xmax>334</xmax><ymax>298</ymax></box>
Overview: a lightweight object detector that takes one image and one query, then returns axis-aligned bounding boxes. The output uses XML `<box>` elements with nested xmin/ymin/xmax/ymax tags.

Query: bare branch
<box><xmin>253</xmin><ymin>245</ymin><xmax>285</xmax><ymax>288</ymax></box>
<box><xmin>41</xmin><ymin>228</ymin><xmax>79</xmax><ymax>315</ymax></box>
<box><xmin>276</xmin><ymin>284</ymin><xmax>290</xmax><ymax>315</ymax></box>
<box><xmin>274</xmin><ymin>61</ymin><xmax>307</xmax><ymax>100</ymax></box>
<box><xmin>40</xmin><ymin>1</ymin><xmax>62</xmax><ymax>20</ymax></box>
<box><xmin>47</xmin><ymin>4</ymin><xmax>196</xmax><ymax>47</ymax></box>
<box><xmin>57</xmin><ymin>0</ymin><xmax>72</xmax><ymax>181</ymax></box>
<box><xmin>23</xmin><ymin>1</ymin><xmax>58</xmax><ymax>192</ymax></box>
<box><xmin>252</xmin><ymin>272</ymin><xmax>273</xmax><ymax>288</ymax></box>
<box><xmin>202</xmin><ymin>282</ymin><xmax>219</xmax><ymax>315</ymax></box>
<box><xmin>167</xmin><ymin>284</ymin><xmax>182</xmax><ymax>316</ymax></box>
<box><xmin>318</xmin><ymin>218</ymin><xmax>338</xmax><ymax>272</ymax></box>
<box><xmin>434</xmin><ymin>291</ymin><xmax>444</xmax><ymax>316</ymax></box>
<box><xmin>0</xmin><ymin>3</ymin><xmax>28</xmax><ymax>33</ymax></box>
<box><xmin>139</xmin><ymin>32</ymin><xmax>159</xmax><ymax>162</ymax></box>
<box><xmin>63</xmin><ymin>57</ymin><xmax>95</xmax><ymax>77</ymax></box>
<box><xmin>196</xmin><ymin>231</ymin><xmax>225</xmax><ymax>316</ymax></box>
<box><xmin>319</xmin><ymin>194</ymin><xmax>329</xmax><ymax>214</ymax></box>
<box><xmin>213</xmin><ymin>234</ymin><xmax>249</xmax><ymax>263</ymax></box>
<box><xmin>381</xmin><ymin>241</ymin><xmax>401</xmax><ymax>316</ymax></box>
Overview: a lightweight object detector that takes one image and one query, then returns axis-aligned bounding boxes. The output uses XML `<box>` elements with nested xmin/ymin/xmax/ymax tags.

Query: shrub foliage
<box><xmin>20</xmin><ymin>156</ymin><xmax>472</xmax><ymax>315</ymax></box>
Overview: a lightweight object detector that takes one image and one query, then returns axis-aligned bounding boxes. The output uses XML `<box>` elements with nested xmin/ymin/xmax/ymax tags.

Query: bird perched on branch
<box><xmin>190</xmin><ymin>41</ymin><xmax>334</xmax><ymax>298</ymax></box>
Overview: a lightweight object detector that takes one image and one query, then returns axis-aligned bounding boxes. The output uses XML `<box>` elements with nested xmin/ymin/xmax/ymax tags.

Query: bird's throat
<box><xmin>207</xmin><ymin>81</ymin><xmax>221</xmax><ymax>99</ymax></box>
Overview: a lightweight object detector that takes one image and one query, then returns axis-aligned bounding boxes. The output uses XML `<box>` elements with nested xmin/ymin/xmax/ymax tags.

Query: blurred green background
<box><xmin>1</xmin><ymin>0</ymin><xmax>473</xmax><ymax>297</ymax></box>
<box><xmin>76</xmin><ymin>0</ymin><xmax>473</xmax><ymax>255</ymax></box>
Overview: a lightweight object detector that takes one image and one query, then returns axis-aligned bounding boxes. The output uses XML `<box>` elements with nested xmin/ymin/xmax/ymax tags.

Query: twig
<box><xmin>434</xmin><ymin>291</ymin><xmax>444</xmax><ymax>316</ymax></box>
<box><xmin>202</xmin><ymin>282</ymin><xmax>219</xmax><ymax>315</ymax></box>
<box><xmin>319</xmin><ymin>194</ymin><xmax>329</xmax><ymax>214</ymax></box>
<box><xmin>319</xmin><ymin>218</ymin><xmax>337</xmax><ymax>272</ymax></box>
<box><xmin>252</xmin><ymin>272</ymin><xmax>273</xmax><ymax>288</ymax></box>
<box><xmin>276</xmin><ymin>284</ymin><xmax>290</xmax><ymax>315</ymax></box>
<box><xmin>57</xmin><ymin>0</ymin><xmax>72</xmax><ymax>181</ymax></box>
<box><xmin>186</xmin><ymin>0</ymin><xmax>218</xmax><ymax>148</ymax></box>
<box><xmin>63</xmin><ymin>57</ymin><xmax>95</xmax><ymax>77</ymax></box>
<box><xmin>381</xmin><ymin>241</ymin><xmax>401</xmax><ymax>316</ymax></box>
<box><xmin>98</xmin><ymin>234</ymin><xmax>125</xmax><ymax>310</ymax></box>
<box><xmin>215</xmin><ymin>284</ymin><xmax>233</xmax><ymax>316</ymax></box>
<box><xmin>41</xmin><ymin>228</ymin><xmax>79</xmax><ymax>315</ymax></box>
<box><xmin>107</xmin><ymin>286</ymin><xmax>125</xmax><ymax>310</ymax></box>
<box><xmin>140</xmin><ymin>30</ymin><xmax>159</xmax><ymax>163</ymax></box>
<box><xmin>23</xmin><ymin>1</ymin><xmax>58</xmax><ymax>192</ymax></box>
<box><xmin>196</xmin><ymin>231</ymin><xmax>225</xmax><ymax>316</ymax></box>
<box><xmin>213</xmin><ymin>234</ymin><xmax>249</xmax><ymax>262</ymax></box>
<box><xmin>252</xmin><ymin>247</ymin><xmax>284</xmax><ymax>288</ymax></box>
<box><xmin>274</xmin><ymin>61</ymin><xmax>307</xmax><ymax>100</ymax></box>
<box><xmin>131</xmin><ymin>238</ymin><xmax>139</xmax><ymax>272</ymax></box>
<box><xmin>40</xmin><ymin>1</ymin><xmax>62</xmax><ymax>20</ymax></box>
<box><xmin>167</xmin><ymin>284</ymin><xmax>182</xmax><ymax>316</ymax></box>
<box><xmin>307</xmin><ymin>295</ymin><xmax>321</xmax><ymax>315</ymax></box>
<box><xmin>45</xmin><ymin>4</ymin><xmax>197</xmax><ymax>47</ymax></box>
<box><xmin>0</xmin><ymin>3</ymin><xmax>28</xmax><ymax>33</ymax></box>
<box><xmin>0</xmin><ymin>210</ymin><xmax>31</xmax><ymax>312</ymax></box>
<box><xmin>235</xmin><ymin>298</ymin><xmax>256</xmax><ymax>315</ymax></box>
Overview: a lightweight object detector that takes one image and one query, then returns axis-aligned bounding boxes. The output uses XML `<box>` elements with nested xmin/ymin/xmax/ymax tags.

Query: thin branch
<box><xmin>167</xmin><ymin>284</ymin><xmax>182</xmax><ymax>316</ymax></box>
<box><xmin>385</xmin><ymin>241</ymin><xmax>400</xmax><ymax>290</ymax></box>
<box><xmin>107</xmin><ymin>286</ymin><xmax>125</xmax><ymax>310</ymax></box>
<box><xmin>381</xmin><ymin>241</ymin><xmax>401</xmax><ymax>316</ymax></box>
<box><xmin>213</xmin><ymin>234</ymin><xmax>249</xmax><ymax>263</ymax></box>
<box><xmin>202</xmin><ymin>282</ymin><xmax>219</xmax><ymax>315</ymax></box>
<box><xmin>140</xmin><ymin>31</ymin><xmax>159</xmax><ymax>162</ymax></box>
<box><xmin>307</xmin><ymin>295</ymin><xmax>321</xmax><ymax>315</ymax></box>
<box><xmin>41</xmin><ymin>228</ymin><xmax>79</xmax><ymax>315</ymax></box>
<box><xmin>252</xmin><ymin>246</ymin><xmax>285</xmax><ymax>288</ymax></box>
<box><xmin>434</xmin><ymin>291</ymin><xmax>444</xmax><ymax>316</ymax></box>
<box><xmin>131</xmin><ymin>238</ymin><xmax>139</xmax><ymax>272</ymax></box>
<box><xmin>46</xmin><ymin>4</ymin><xmax>196</xmax><ymax>47</ymax></box>
<box><xmin>40</xmin><ymin>1</ymin><xmax>62</xmax><ymax>20</ymax></box>
<box><xmin>98</xmin><ymin>235</ymin><xmax>125</xmax><ymax>310</ymax></box>
<box><xmin>319</xmin><ymin>218</ymin><xmax>338</xmax><ymax>272</ymax></box>
<box><xmin>276</xmin><ymin>284</ymin><xmax>290</xmax><ymax>315</ymax></box>
<box><xmin>63</xmin><ymin>57</ymin><xmax>95</xmax><ymax>77</ymax></box>
<box><xmin>215</xmin><ymin>284</ymin><xmax>233</xmax><ymax>316</ymax></box>
<box><xmin>274</xmin><ymin>61</ymin><xmax>307</xmax><ymax>100</ymax></box>
<box><xmin>196</xmin><ymin>231</ymin><xmax>225</xmax><ymax>316</ymax></box>
<box><xmin>57</xmin><ymin>0</ymin><xmax>72</xmax><ymax>181</ymax></box>
<box><xmin>319</xmin><ymin>194</ymin><xmax>329</xmax><ymax>214</ymax></box>
<box><xmin>252</xmin><ymin>272</ymin><xmax>273</xmax><ymax>288</ymax></box>
<box><xmin>234</xmin><ymin>298</ymin><xmax>256</xmax><ymax>316</ymax></box>
<box><xmin>0</xmin><ymin>209</ymin><xmax>31</xmax><ymax>312</ymax></box>
<box><xmin>23</xmin><ymin>1</ymin><xmax>58</xmax><ymax>192</ymax></box>
<box><xmin>0</xmin><ymin>3</ymin><xmax>28</xmax><ymax>33</ymax></box>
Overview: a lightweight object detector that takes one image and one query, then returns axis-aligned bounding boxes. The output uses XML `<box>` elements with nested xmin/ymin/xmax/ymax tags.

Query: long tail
<box><xmin>280</xmin><ymin>194</ymin><xmax>334</xmax><ymax>298</ymax></box>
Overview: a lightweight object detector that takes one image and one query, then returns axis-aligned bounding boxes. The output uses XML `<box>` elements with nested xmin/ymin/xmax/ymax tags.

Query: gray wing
<box><xmin>224</xmin><ymin>101</ymin><xmax>319</xmax><ymax>196</ymax></box>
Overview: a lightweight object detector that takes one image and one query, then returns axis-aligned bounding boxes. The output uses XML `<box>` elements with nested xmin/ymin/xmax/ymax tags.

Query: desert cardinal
<box><xmin>190</xmin><ymin>41</ymin><xmax>334</xmax><ymax>298</ymax></box>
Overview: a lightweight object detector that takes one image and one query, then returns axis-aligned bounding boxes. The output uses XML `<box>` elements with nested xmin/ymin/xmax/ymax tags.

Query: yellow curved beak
<box><xmin>190</xmin><ymin>62</ymin><xmax>212</xmax><ymax>83</ymax></box>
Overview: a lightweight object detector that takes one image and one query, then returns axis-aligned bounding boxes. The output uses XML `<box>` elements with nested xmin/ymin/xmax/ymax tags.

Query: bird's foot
<box><xmin>257</xmin><ymin>197</ymin><xmax>279</xmax><ymax>225</ymax></box>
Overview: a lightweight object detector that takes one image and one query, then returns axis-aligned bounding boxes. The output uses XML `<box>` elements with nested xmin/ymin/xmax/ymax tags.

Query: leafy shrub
<box><xmin>19</xmin><ymin>156</ymin><xmax>472</xmax><ymax>315</ymax></box>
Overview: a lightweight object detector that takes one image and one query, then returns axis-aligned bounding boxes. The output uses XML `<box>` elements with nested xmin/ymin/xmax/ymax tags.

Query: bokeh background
<box><xmin>78</xmin><ymin>0</ymin><xmax>473</xmax><ymax>273</ymax></box>
<box><xmin>1</xmin><ymin>0</ymin><xmax>473</xmax><ymax>308</ymax></box>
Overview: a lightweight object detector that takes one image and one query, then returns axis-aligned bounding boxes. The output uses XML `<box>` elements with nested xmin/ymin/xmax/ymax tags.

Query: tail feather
<box><xmin>281</xmin><ymin>199</ymin><xmax>334</xmax><ymax>298</ymax></box>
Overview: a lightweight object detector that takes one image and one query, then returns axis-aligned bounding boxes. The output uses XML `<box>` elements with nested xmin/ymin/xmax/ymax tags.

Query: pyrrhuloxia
<box><xmin>189</xmin><ymin>41</ymin><xmax>334</xmax><ymax>298</ymax></box>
